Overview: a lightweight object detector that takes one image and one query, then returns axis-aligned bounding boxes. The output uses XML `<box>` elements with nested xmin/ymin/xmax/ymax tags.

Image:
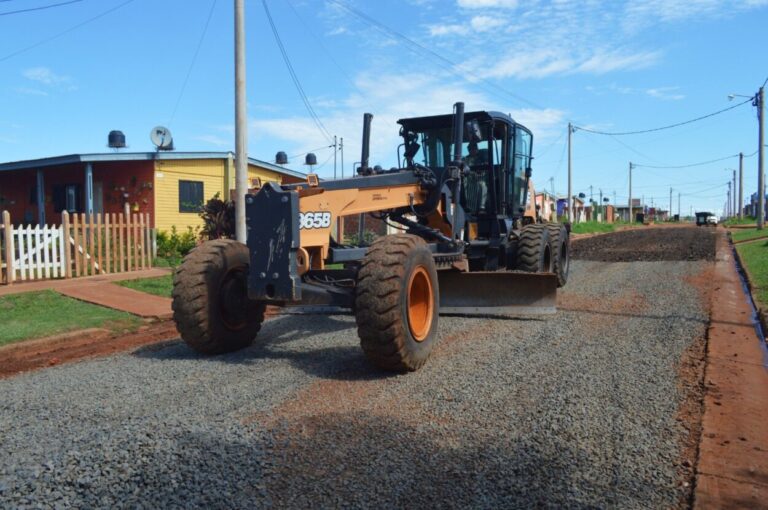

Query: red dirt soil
<box><xmin>0</xmin><ymin>321</ymin><xmax>178</xmax><ymax>378</ymax></box>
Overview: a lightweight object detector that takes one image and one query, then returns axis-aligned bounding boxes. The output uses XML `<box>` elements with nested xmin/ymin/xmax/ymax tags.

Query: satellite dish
<box><xmin>150</xmin><ymin>126</ymin><xmax>174</xmax><ymax>151</ymax></box>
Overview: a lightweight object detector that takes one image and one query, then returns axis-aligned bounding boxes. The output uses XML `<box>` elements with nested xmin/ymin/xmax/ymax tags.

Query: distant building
<box><xmin>0</xmin><ymin>152</ymin><xmax>306</xmax><ymax>232</ymax></box>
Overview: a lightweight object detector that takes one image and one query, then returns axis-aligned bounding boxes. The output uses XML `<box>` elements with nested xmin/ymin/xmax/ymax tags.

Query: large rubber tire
<box><xmin>172</xmin><ymin>239</ymin><xmax>266</xmax><ymax>355</ymax></box>
<box><xmin>355</xmin><ymin>234</ymin><xmax>439</xmax><ymax>372</ymax></box>
<box><xmin>515</xmin><ymin>224</ymin><xmax>552</xmax><ymax>273</ymax></box>
<box><xmin>546</xmin><ymin>223</ymin><xmax>570</xmax><ymax>287</ymax></box>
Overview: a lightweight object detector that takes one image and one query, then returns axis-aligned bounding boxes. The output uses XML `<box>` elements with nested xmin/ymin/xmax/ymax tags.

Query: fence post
<box><xmin>62</xmin><ymin>211</ymin><xmax>72</xmax><ymax>279</ymax></box>
<box><xmin>2</xmin><ymin>210</ymin><xmax>13</xmax><ymax>285</ymax></box>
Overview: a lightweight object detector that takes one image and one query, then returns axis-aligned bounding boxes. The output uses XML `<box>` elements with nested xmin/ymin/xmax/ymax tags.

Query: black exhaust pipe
<box><xmin>450</xmin><ymin>102</ymin><xmax>465</xmax><ymax>242</ymax></box>
<box><xmin>451</xmin><ymin>102</ymin><xmax>464</xmax><ymax>164</ymax></box>
<box><xmin>359</xmin><ymin>113</ymin><xmax>373</xmax><ymax>174</ymax></box>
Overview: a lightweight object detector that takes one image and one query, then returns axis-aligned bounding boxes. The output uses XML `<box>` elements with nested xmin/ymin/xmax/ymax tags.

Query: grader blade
<box><xmin>437</xmin><ymin>271</ymin><xmax>558</xmax><ymax>316</ymax></box>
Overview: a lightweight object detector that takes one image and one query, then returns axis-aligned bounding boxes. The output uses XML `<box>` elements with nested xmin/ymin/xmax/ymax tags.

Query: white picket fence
<box><xmin>11</xmin><ymin>224</ymin><xmax>65</xmax><ymax>281</ymax></box>
<box><xmin>1</xmin><ymin>210</ymin><xmax>155</xmax><ymax>285</ymax></box>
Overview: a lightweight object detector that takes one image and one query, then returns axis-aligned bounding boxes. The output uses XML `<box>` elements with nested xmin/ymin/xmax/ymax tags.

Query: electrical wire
<box><xmin>168</xmin><ymin>0</ymin><xmax>217</xmax><ymax>126</ymax></box>
<box><xmin>574</xmin><ymin>97</ymin><xmax>752</xmax><ymax>136</ymax></box>
<box><xmin>262</xmin><ymin>0</ymin><xmax>333</xmax><ymax>144</ymax></box>
<box><xmin>0</xmin><ymin>0</ymin><xmax>82</xmax><ymax>17</ymax></box>
<box><xmin>326</xmin><ymin>0</ymin><xmax>545</xmax><ymax>111</ymax></box>
<box><xmin>0</xmin><ymin>0</ymin><xmax>135</xmax><ymax>63</ymax></box>
<box><xmin>633</xmin><ymin>153</ymin><xmax>739</xmax><ymax>169</ymax></box>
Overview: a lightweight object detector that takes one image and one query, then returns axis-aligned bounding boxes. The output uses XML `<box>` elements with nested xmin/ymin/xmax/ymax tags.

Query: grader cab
<box><xmin>172</xmin><ymin>103</ymin><xmax>569</xmax><ymax>372</ymax></box>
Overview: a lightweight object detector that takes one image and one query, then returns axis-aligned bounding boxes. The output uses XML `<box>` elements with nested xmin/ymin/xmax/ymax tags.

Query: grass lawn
<box><xmin>570</xmin><ymin>221</ymin><xmax>616</xmax><ymax>235</ymax></box>
<box><xmin>0</xmin><ymin>290</ymin><xmax>142</xmax><ymax>347</ymax></box>
<box><xmin>723</xmin><ymin>216</ymin><xmax>757</xmax><ymax>226</ymax></box>
<box><xmin>737</xmin><ymin>240</ymin><xmax>768</xmax><ymax>308</ymax></box>
<box><xmin>117</xmin><ymin>274</ymin><xmax>174</xmax><ymax>298</ymax></box>
<box><xmin>730</xmin><ymin>228</ymin><xmax>768</xmax><ymax>243</ymax></box>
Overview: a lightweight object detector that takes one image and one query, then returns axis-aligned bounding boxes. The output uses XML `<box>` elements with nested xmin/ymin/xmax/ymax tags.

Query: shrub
<box><xmin>200</xmin><ymin>193</ymin><xmax>235</xmax><ymax>240</ymax></box>
<box><xmin>345</xmin><ymin>230</ymin><xmax>377</xmax><ymax>246</ymax></box>
<box><xmin>156</xmin><ymin>226</ymin><xmax>199</xmax><ymax>266</ymax></box>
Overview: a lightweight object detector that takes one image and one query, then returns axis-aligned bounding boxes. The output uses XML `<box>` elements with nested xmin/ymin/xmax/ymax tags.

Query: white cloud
<box><xmin>21</xmin><ymin>67</ymin><xmax>76</xmax><ymax>93</ymax></box>
<box><xmin>458</xmin><ymin>0</ymin><xmax>518</xmax><ymax>8</ymax></box>
<box><xmin>645</xmin><ymin>87</ymin><xmax>685</xmax><ymax>101</ymax></box>
<box><xmin>193</xmin><ymin>135</ymin><xmax>230</xmax><ymax>147</ymax></box>
<box><xmin>575</xmin><ymin>50</ymin><xmax>660</xmax><ymax>74</ymax></box>
<box><xmin>248</xmin><ymin>70</ymin><xmax>565</xmax><ymax>173</ymax></box>
<box><xmin>15</xmin><ymin>87</ymin><xmax>49</xmax><ymax>97</ymax></box>
<box><xmin>470</xmin><ymin>15</ymin><xmax>506</xmax><ymax>31</ymax></box>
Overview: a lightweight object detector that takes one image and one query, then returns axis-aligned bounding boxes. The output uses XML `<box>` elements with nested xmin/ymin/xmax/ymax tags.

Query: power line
<box><xmin>0</xmin><ymin>0</ymin><xmax>135</xmax><ymax>63</ymax></box>
<box><xmin>168</xmin><ymin>0</ymin><xmax>218</xmax><ymax>126</ymax></box>
<box><xmin>633</xmin><ymin>153</ymin><xmax>739</xmax><ymax>169</ymax></box>
<box><xmin>326</xmin><ymin>0</ymin><xmax>545</xmax><ymax>111</ymax></box>
<box><xmin>262</xmin><ymin>0</ymin><xmax>332</xmax><ymax>143</ymax></box>
<box><xmin>0</xmin><ymin>0</ymin><xmax>82</xmax><ymax>17</ymax></box>
<box><xmin>574</xmin><ymin>97</ymin><xmax>752</xmax><ymax>136</ymax></box>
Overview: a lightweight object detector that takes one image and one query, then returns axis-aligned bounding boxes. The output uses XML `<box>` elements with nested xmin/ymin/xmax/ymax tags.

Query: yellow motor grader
<box><xmin>172</xmin><ymin>103</ymin><xmax>569</xmax><ymax>372</ymax></box>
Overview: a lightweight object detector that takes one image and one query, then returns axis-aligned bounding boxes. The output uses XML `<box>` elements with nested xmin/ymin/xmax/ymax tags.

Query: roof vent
<box><xmin>108</xmin><ymin>130</ymin><xmax>126</xmax><ymax>149</ymax></box>
<box><xmin>275</xmin><ymin>151</ymin><xmax>288</xmax><ymax>165</ymax></box>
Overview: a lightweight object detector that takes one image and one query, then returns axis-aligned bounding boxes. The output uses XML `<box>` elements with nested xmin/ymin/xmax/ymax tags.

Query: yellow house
<box><xmin>0</xmin><ymin>151</ymin><xmax>307</xmax><ymax>232</ymax></box>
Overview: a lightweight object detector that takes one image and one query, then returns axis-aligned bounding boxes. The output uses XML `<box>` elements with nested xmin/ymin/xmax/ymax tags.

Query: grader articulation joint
<box><xmin>172</xmin><ymin>102</ymin><xmax>569</xmax><ymax>372</ymax></box>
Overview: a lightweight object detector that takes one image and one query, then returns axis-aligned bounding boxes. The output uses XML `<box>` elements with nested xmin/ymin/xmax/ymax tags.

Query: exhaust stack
<box><xmin>359</xmin><ymin>113</ymin><xmax>373</xmax><ymax>174</ymax></box>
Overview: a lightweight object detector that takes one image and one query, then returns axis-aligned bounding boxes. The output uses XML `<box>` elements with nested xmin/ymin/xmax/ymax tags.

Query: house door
<box><xmin>93</xmin><ymin>181</ymin><xmax>104</xmax><ymax>214</ymax></box>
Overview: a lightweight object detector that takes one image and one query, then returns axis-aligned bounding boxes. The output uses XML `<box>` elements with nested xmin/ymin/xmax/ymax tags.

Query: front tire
<box><xmin>546</xmin><ymin>223</ymin><xmax>570</xmax><ymax>287</ymax></box>
<box><xmin>354</xmin><ymin>234</ymin><xmax>439</xmax><ymax>372</ymax></box>
<box><xmin>172</xmin><ymin>239</ymin><xmax>266</xmax><ymax>355</ymax></box>
<box><xmin>515</xmin><ymin>224</ymin><xmax>552</xmax><ymax>273</ymax></box>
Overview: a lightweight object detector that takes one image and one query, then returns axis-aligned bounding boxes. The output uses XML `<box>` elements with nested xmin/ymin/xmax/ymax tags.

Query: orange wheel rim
<box><xmin>407</xmin><ymin>266</ymin><xmax>434</xmax><ymax>342</ymax></box>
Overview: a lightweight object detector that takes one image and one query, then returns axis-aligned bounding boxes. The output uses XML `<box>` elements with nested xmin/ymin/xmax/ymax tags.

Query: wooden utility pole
<box><xmin>628</xmin><ymin>162</ymin><xmax>633</xmax><ymax>223</ymax></box>
<box><xmin>234</xmin><ymin>0</ymin><xmax>248</xmax><ymax>242</ymax></box>
<box><xmin>739</xmin><ymin>152</ymin><xmax>744</xmax><ymax>219</ymax></box>
<box><xmin>758</xmin><ymin>86</ymin><xmax>765</xmax><ymax>229</ymax></box>
<box><xmin>568</xmin><ymin>122</ymin><xmax>573</xmax><ymax>223</ymax></box>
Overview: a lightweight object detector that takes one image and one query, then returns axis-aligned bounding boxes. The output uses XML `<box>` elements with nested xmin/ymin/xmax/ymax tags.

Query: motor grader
<box><xmin>172</xmin><ymin>102</ymin><xmax>569</xmax><ymax>372</ymax></box>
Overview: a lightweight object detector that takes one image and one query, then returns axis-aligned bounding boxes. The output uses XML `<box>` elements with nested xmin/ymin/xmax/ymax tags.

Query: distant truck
<box><xmin>695</xmin><ymin>212</ymin><xmax>717</xmax><ymax>226</ymax></box>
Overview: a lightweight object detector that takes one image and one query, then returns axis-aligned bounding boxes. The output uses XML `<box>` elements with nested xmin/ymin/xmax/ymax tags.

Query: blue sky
<box><xmin>1</xmin><ymin>0</ymin><xmax>767</xmax><ymax>215</ymax></box>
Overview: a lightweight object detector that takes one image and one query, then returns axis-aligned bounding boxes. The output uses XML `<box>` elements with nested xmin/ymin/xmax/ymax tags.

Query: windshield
<box><xmin>405</xmin><ymin>125</ymin><xmax>492</xmax><ymax>168</ymax></box>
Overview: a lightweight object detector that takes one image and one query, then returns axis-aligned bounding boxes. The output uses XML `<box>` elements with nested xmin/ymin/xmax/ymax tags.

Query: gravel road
<box><xmin>0</xmin><ymin>228</ymin><xmax>713</xmax><ymax>509</ymax></box>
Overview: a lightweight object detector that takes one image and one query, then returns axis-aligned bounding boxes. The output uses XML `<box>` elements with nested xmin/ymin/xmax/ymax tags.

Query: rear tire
<box><xmin>515</xmin><ymin>224</ymin><xmax>552</xmax><ymax>273</ymax></box>
<box><xmin>546</xmin><ymin>223</ymin><xmax>570</xmax><ymax>287</ymax></box>
<box><xmin>355</xmin><ymin>234</ymin><xmax>439</xmax><ymax>372</ymax></box>
<box><xmin>172</xmin><ymin>239</ymin><xmax>266</xmax><ymax>355</ymax></box>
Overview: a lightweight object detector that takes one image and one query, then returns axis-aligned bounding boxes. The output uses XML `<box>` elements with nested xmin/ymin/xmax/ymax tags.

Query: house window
<box><xmin>179</xmin><ymin>180</ymin><xmax>204</xmax><ymax>212</ymax></box>
<box><xmin>65</xmin><ymin>185</ymin><xmax>78</xmax><ymax>213</ymax></box>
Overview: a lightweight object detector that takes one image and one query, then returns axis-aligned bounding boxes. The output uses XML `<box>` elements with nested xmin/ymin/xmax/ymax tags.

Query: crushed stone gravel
<box><xmin>0</xmin><ymin>230</ymin><xmax>712</xmax><ymax>509</ymax></box>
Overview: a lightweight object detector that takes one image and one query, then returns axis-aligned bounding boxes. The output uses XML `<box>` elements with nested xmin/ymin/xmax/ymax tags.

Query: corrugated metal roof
<box><xmin>0</xmin><ymin>151</ymin><xmax>307</xmax><ymax>179</ymax></box>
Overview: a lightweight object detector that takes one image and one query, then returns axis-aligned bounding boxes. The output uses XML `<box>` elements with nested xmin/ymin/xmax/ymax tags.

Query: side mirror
<box><xmin>404</xmin><ymin>141</ymin><xmax>420</xmax><ymax>159</ymax></box>
<box><xmin>464</xmin><ymin>120</ymin><xmax>482</xmax><ymax>142</ymax></box>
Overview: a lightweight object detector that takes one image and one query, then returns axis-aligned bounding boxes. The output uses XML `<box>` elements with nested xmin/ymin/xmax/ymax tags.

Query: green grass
<box><xmin>723</xmin><ymin>216</ymin><xmax>757</xmax><ymax>226</ymax></box>
<box><xmin>117</xmin><ymin>274</ymin><xmax>174</xmax><ymax>298</ymax></box>
<box><xmin>730</xmin><ymin>228</ymin><xmax>768</xmax><ymax>243</ymax></box>
<box><xmin>737</xmin><ymin>240</ymin><xmax>768</xmax><ymax>308</ymax></box>
<box><xmin>570</xmin><ymin>221</ymin><xmax>616</xmax><ymax>235</ymax></box>
<box><xmin>0</xmin><ymin>290</ymin><xmax>142</xmax><ymax>347</ymax></box>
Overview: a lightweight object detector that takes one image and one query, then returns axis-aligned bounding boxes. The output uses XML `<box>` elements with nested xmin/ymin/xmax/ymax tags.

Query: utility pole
<box><xmin>564</xmin><ymin>124</ymin><xmax>568</xmax><ymax>223</ymax></box>
<box><xmin>599</xmin><ymin>188</ymin><xmax>603</xmax><ymax>222</ymax></box>
<box><xmin>758</xmin><ymin>86</ymin><xmax>765</xmax><ymax>229</ymax></box>
<box><xmin>669</xmin><ymin>187</ymin><xmax>673</xmax><ymax>221</ymax></box>
<box><xmin>732</xmin><ymin>169</ymin><xmax>737</xmax><ymax>217</ymax></box>
<box><xmin>739</xmin><ymin>152</ymin><xmax>744</xmax><ymax>219</ymax></box>
<box><xmin>628</xmin><ymin>162</ymin><xmax>633</xmax><ymax>223</ymax></box>
<box><xmin>340</xmin><ymin>137</ymin><xmax>345</xmax><ymax>179</ymax></box>
<box><xmin>727</xmin><ymin>182</ymin><xmax>731</xmax><ymax>218</ymax></box>
<box><xmin>234</xmin><ymin>0</ymin><xmax>248</xmax><ymax>243</ymax></box>
<box><xmin>333</xmin><ymin>135</ymin><xmax>337</xmax><ymax>180</ymax></box>
<box><xmin>678</xmin><ymin>192</ymin><xmax>681</xmax><ymax>219</ymax></box>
